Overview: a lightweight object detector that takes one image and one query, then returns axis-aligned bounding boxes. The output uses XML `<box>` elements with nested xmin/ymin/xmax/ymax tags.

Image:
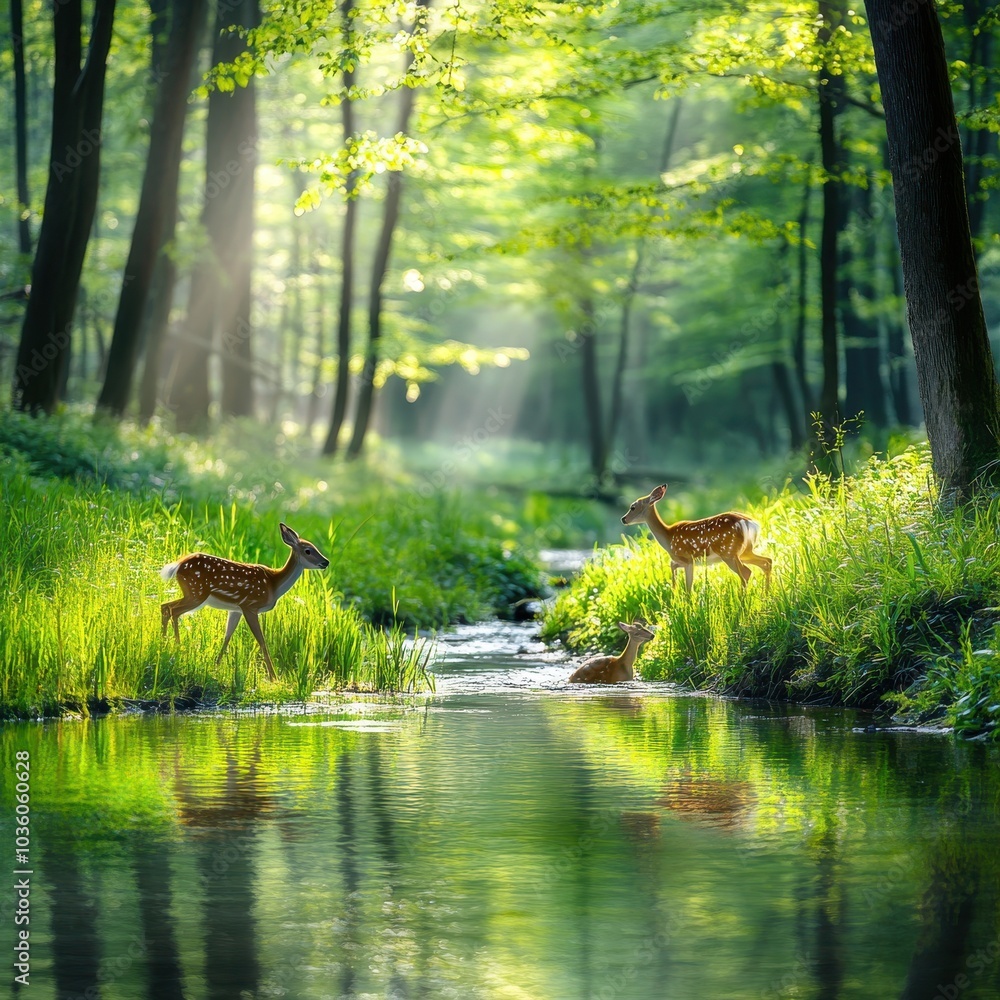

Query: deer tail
<box><xmin>160</xmin><ymin>562</ymin><xmax>180</xmax><ymax>581</ymax></box>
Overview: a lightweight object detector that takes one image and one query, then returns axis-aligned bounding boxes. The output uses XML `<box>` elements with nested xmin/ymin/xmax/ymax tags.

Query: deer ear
<box><xmin>649</xmin><ymin>484</ymin><xmax>667</xmax><ymax>502</ymax></box>
<box><xmin>617</xmin><ymin>621</ymin><xmax>629</xmax><ymax>632</ymax></box>
<box><xmin>279</xmin><ymin>523</ymin><xmax>298</xmax><ymax>545</ymax></box>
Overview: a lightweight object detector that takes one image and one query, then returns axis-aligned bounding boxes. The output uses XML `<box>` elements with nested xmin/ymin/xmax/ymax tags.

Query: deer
<box><xmin>568</xmin><ymin>619</ymin><xmax>655</xmax><ymax>684</ymax></box>
<box><xmin>621</xmin><ymin>484</ymin><xmax>771</xmax><ymax>591</ymax></box>
<box><xmin>160</xmin><ymin>523</ymin><xmax>330</xmax><ymax>681</ymax></box>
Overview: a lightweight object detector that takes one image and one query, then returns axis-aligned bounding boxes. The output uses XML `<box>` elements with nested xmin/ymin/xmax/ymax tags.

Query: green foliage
<box><xmin>543</xmin><ymin>445</ymin><xmax>1000</xmax><ymax>736</ymax></box>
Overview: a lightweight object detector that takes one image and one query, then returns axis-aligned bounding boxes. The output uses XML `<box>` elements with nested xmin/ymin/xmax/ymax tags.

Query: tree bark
<box><xmin>12</xmin><ymin>0</ymin><xmax>116</xmax><ymax>413</ymax></box>
<box><xmin>323</xmin><ymin>0</ymin><xmax>359</xmax><ymax>456</ymax></box>
<box><xmin>97</xmin><ymin>0</ymin><xmax>206</xmax><ymax>417</ymax></box>
<box><xmin>11</xmin><ymin>0</ymin><xmax>31</xmax><ymax>256</ymax></box>
<box><xmin>346</xmin><ymin>0</ymin><xmax>431</xmax><ymax>459</ymax></box>
<box><xmin>867</xmin><ymin>0</ymin><xmax>1000</xmax><ymax>494</ymax></box>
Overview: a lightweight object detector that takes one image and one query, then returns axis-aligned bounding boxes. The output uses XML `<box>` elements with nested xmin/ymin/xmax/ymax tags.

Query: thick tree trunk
<box><xmin>323</xmin><ymin>0</ymin><xmax>358</xmax><ymax>456</ymax></box>
<box><xmin>11</xmin><ymin>0</ymin><xmax>31</xmax><ymax>256</ymax></box>
<box><xmin>817</xmin><ymin>0</ymin><xmax>845</xmax><ymax>444</ymax></box>
<box><xmin>218</xmin><ymin>0</ymin><xmax>258</xmax><ymax>419</ymax></box>
<box><xmin>867</xmin><ymin>0</ymin><xmax>1000</xmax><ymax>494</ymax></box>
<box><xmin>12</xmin><ymin>0</ymin><xmax>116</xmax><ymax>413</ymax></box>
<box><xmin>97</xmin><ymin>0</ymin><xmax>206</xmax><ymax>417</ymax></box>
<box><xmin>346</xmin><ymin>0</ymin><xmax>431</xmax><ymax>459</ymax></box>
<box><xmin>172</xmin><ymin>0</ymin><xmax>258</xmax><ymax>430</ymax></box>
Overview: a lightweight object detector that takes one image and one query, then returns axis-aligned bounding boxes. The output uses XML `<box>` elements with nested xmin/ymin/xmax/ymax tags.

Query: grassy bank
<box><xmin>0</xmin><ymin>413</ymin><xmax>544</xmax><ymax>718</ymax></box>
<box><xmin>541</xmin><ymin>445</ymin><xmax>1000</xmax><ymax>738</ymax></box>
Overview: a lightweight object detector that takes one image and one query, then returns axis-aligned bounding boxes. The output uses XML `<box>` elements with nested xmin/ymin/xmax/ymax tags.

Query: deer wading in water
<box><xmin>161</xmin><ymin>523</ymin><xmax>330</xmax><ymax>681</ymax></box>
<box><xmin>621</xmin><ymin>484</ymin><xmax>771</xmax><ymax>591</ymax></box>
<box><xmin>568</xmin><ymin>620</ymin><xmax>655</xmax><ymax>684</ymax></box>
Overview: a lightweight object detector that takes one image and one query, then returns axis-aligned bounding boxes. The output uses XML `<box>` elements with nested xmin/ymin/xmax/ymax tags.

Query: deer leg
<box><xmin>742</xmin><ymin>551</ymin><xmax>773</xmax><ymax>589</ymax></box>
<box><xmin>215</xmin><ymin>611</ymin><xmax>242</xmax><ymax>665</ymax></box>
<box><xmin>161</xmin><ymin>597</ymin><xmax>201</xmax><ymax>641</ymax></box>
<box><xmin>721</xmin><ymin>555</ymin><xmax>752</xmax><ymax>588</ymax></box>
<box><xmin>242</xmin><ymin>611</ymin><xmax>278</xmax><ymax>682</ymax></box>
<box><xmin>683</xmin><ymin>562</ymin><xmax>694</xmax><ymax>593</ymax></box>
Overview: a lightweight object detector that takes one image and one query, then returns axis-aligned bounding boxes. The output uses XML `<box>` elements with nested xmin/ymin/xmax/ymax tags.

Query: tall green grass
<box><xmin>542</xmin><ymin>445</ymin><xmax>1000</xmax><ymax>737</ymax></box>
<box><xmin>0</xmin><ymin>409</ymin><xmax>552</xmax><ymax>716</ymax></box>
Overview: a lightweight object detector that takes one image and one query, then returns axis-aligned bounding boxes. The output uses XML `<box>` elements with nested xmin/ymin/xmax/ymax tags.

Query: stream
<box><xmin>3</xmin><ymin>619</ymin><xmax>1000</xmax><ymax>999</ymax></box>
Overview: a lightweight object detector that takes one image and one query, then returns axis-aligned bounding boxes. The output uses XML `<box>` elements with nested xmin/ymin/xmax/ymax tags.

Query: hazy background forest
<box><xmin>4</xmin><ymin>0</ymin><xmax>997</xmax><ymax>486</ymax></box>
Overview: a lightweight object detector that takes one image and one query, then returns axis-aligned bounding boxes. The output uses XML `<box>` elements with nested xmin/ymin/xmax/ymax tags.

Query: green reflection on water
<box><xmin>2</xmin><ymin>695</ymin><xmax>1000</xmax><ymax>999</ymax></box>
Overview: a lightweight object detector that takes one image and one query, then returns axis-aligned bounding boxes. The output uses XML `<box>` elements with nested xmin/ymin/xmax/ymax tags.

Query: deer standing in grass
<box><xmin>568</xmin><ymin>620</ymin><xmax>655</xmax><ymax>684</ymax></box>
<box><xmin>160</xmin><ymin>523</ymin><xmax>330</xmax><ymax>681</ymax></box>
<box><xmin>622</xmin><ymin>484</ymin><xmax>771</xmax><ymax>591</ymax></box>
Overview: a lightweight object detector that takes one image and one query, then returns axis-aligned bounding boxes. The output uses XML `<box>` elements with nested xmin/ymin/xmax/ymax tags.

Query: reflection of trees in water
<box><xmin>335</xmin><ymin>752</ymin><xmax>360</xmax><ymax>997</ymax></box>
<box><xmin>172</xmin><ymin>733</ymin><xmax>280</xmax><ymax>1000</ymax></box>
<box><xmin>43</xmin><ymin>837</ymin><xmax>102</xmax><ymax>1000</ymax></box>
<box><xmin>131</xmin><ymin>833</ymin><xmax>184</xmax><ymax>1000</ymax></box>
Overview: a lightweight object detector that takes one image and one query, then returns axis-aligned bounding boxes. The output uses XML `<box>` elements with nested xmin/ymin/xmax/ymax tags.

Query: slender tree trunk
<box><xmin>346</xmin><ymin>0</ymin><xmax>431</xmax><ymax>459</ymax></box>
<box><xmin>97</xmin><ymin>0</ymin><xmax>206</xmax><ymax>416</ymax></box>
<box><xmin>886</xmin><ymin>260</ymin><xmax>913</xmax><ymax>426</ymax></box>
<box><xmin>323</xmin><ymin>0</ymin><xmax>358</xmax><ymax>456</ymax></box>
<box><xmin>579</xmin><ymin>297</ymin><xmax>606</xmax><ymax>478</ymax></box>
<box><xmin>773</xmin><ymin>359</ymin><xmax>806</xmax><ymax>451</ymax></box>
<box><xmin>306</xmin><ymin>258</ymin><xmax>326</xmax><ymax>434</ymax></box>
<box><xmin>817</xmin><ymin>0</ymin><xmax>845</xmax><ymax>445</ymax></box>
<box><xmin>962</xmin><ymin>0</ymin><xmax>993</xmax><ymax>244</ymax></box>
<box><xmin>12</xmin><ymin>0</ymin><xmax>116</xmax><ymax>413</ymax></box>
<box><xmin>171</xmin><ymin>0</ymin><xmax>258</xmax><ymax>430</ymax></box>
<box><xmin>11</xmin><ymin>0</ymin><xmax>31</xmax><ymax>256</ymax></box>
<box><xmin>843</xmin><ymin>181</ymin><xmax>887</xmax><ymax>428</ymax></box>
<box><xmin>606</xmin><ymin>99</ymin><xmax>682</xmax><ymax>459</ymax></box>
<box><xmin>868</xmin><ymin>0</ymin><xmax>1000</xmax><ymax>494</ymax></box>
<box><xmin>792</xmin><ymin>169</ymin><xmax>814</xmax><ymax>428</ymax></box>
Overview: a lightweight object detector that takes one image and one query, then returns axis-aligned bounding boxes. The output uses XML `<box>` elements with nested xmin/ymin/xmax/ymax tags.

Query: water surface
<box><xmin>3</xmin><ymin>622</ymin><xmax>1000</xmax><ymax>999</ymax></box>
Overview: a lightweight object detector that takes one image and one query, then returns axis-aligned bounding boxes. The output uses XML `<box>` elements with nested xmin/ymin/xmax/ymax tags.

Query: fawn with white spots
<box><xmin>568</xmin><ymin>620</ymin><xmax>655</xmax><ymax>684</ymax></box>
<box><xmin>160</xmin><ymin>523</ymin><xmax>330</xmax><ymax>681</ymax></box>
<box><xmin>621</xmin><ymin>484</ymin><xmax>771</xmax><ymax>591</ymax></box>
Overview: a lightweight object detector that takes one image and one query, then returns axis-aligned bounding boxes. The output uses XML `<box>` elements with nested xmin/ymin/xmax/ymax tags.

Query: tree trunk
<box><xmin>171</xmin><ymin>0</ymin><xmax>258</xmax><ymax>430</ymax></box>
<box><xmin>579</xmin><ymin>297</ymin><xmax>606</xmax><ymax>479</ymax></box>
<box><xmin>961</xmin><ymin>0</ymin><xmax>993</xmax><ymax>245</ymax></box>
<box><xmin>842</xmin><ymin>181</ymin><xmax>887</xmax><ymax>428</ymax></box>
<box><xmin>218</xmin><ymin>0</ymin><xmax>258</xmax><ymax>419</ymax></box>
<box><xmin>12</xmin><ymin>0</ymin><xmax>116</xmax><ymax>413</ymax></box>
<box><xmin>867</xmin><ymin>0</ymin><xmax>1000</xmax><ymax>494</ymax></box>
<box><xmin>792</xmin><ymin>169</ymin><xmax>814</xmax><ymax>430</ymax></box>
<box><xmin>606</xmin><ymin>99</ymin><xmax>682</xmax><ymax>461</ymax></box>
<box><xmin>11</xmin><ymin>0</ymin><xmax>31</xmax><ymax>256</ymax></box>
<box><xmin>346</xmin><ymin>0</ymin><xmax>431</xmax><ymax>459</ymax></box>
<box><xmin>886</xmin><ymin>260</ymin><xmax>913</xmax><ymax>426</ymax></box>
<box><xmin>97</xmin><ymin>0</ymin><xmax>206</xmax><ymax>417</ymax></box>
<box><xmin>323</xmin><ymin>0</ymin><xmax>358</xmax><ymax>456</ymax></box>
<box><xmin>773</xmin><ymin>359</ymin><xmax>806</xmax><ymax>451</ymax></box>
<box><xmin>817</xmin><ymin>0</ymin><xmax>845</xmax><ymax>445</ymax></box>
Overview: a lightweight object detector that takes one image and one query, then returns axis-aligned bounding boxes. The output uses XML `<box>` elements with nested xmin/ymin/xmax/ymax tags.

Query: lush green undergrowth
<box><xmin>0</xmin><ymin>412</ymin><xmax>545</xmax><ymax>717</ymax></box>
<box><xmin>542</xmin><ymin>445</ymin><xmax>1000</xmax><ymax>738</ymax></box>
